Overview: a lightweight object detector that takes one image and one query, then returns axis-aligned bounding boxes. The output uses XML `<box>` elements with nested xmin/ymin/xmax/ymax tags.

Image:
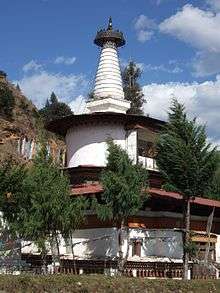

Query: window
<box><xmin>132</xmin><ymin>239</ymin><xmax>142</xmax><ymax>257</ymax></box>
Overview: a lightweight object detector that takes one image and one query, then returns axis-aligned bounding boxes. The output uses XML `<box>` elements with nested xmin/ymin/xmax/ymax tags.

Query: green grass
<box><xmin>0</xmin><ymin>274</ymin><xmax>219</xmax><ymax>293</ymax></box>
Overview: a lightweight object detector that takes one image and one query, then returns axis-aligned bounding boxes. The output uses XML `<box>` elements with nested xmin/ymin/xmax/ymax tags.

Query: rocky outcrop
<box><xmin>0</xmin><ymin>72</ymin><xmax>65</xmax><ymax>165</ymax></box>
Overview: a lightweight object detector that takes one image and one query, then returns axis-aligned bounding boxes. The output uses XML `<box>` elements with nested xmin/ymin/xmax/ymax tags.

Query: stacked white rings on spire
<box><xmin>93</xmin><ymin>42</ymin><xmax>125</xmax><ymax>100</ymax></box>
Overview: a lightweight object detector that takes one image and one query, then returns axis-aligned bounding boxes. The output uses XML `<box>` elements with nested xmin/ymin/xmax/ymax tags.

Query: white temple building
<box><xmin>22</xmin><ymin>18</ymin><xmax>220</xmax><ymax>280</ymax></box>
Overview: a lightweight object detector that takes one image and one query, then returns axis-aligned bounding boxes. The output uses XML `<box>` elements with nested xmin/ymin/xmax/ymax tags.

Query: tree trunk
<box><xmin>118</xmin><ymin>219</ymin><xmax>125</xmax><ymax>275</ymax></box>
<box><xmin>49</xmin><ymin>237</ymin><xmax>57</xmax><ymax>272</ymax></box>
<box><xmin>70</xmin><ymin>234</ymin><xmax>77</xmax><ymax>274</ymax></box>
<box><xmin>41</xmin><ymin>247</ymin><xmax>48</xmax><ymax>275</ymax></box>
<box><xmin>183</xmin><ymin>198</ymin><xmax>191</xmax><ymax>280</ymax></box>
<box><xmin>204</xmin><ymin>207</ymin><xmax>215</xmax><ymax>264</ymax></box>
<box><xmin>54</xmin><ymin>232</ymin><xmax>61</xmax><ymax>267</ymax></box>
<box><xmin>34</xmin><ymin>240</ymin><xmax>47</xmax><ymax>274</ymax></box>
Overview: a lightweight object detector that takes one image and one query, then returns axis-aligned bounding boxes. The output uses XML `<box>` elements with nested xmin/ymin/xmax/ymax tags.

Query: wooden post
<box><xmin>183</xmin><ymin>198</ymin><xmax>190</xmax><ymax>280</ymax></box>
<box><xmin>204</xmin><ymin>207</ymin><xmax>215</xmax><ymax>264</ymax></box>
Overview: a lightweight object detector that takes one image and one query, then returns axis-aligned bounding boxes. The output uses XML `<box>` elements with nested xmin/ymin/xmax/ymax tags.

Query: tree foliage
<box><xmin>0</xmin><ymin>82</ymin><xmax>15</xmax><ymax>118</ymax></box>
<box><xmin>94</xmin><ymin>141</ymin><xmax>148</xmax><ymax>273</ymax></box>
<box><xmin>156</xmin><ymin>99</ymin><xmax>217</xmax><ymax>198</ymax></box>
<box><xmin>96</xmin><ymin>141</ymin><xmax>148</xmax><ymax>222</ymax></box>
<box><xmin>39</xmin><ymin>92</ymin><xmax>73</xmax><ymax>123</ymax></box>
<box><xmin>0</xmin><ymin>160</ymin><xmax>27</xmax><ymax>231</ymax></box>
<box><xmin>0</xmin><ymin>149</ymin><xmax>86</xmax><ymax>266</ymax></box>
<box><xmin>206</xmin><ymin>152</ymin><xmax>220</xmax><ymax>199</ymax></box>
<box><xmin>156</xmin><ymin>99</ymin><xmax>218</xmax><ymax>279</ymax></box>
<box><xmin>122</xmin><ymin>61</ymin><xmax>145</xmax><ymax>115</ymax></box>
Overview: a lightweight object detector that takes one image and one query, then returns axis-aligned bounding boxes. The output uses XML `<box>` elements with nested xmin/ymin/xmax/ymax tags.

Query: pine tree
<box><xmin>0</xmin><ymin>149</ymin><xmax>86</xmax><ymax>271</ymax></box>
<box><xmin>50</xmin><ymin>92</ymin><xmax>58</xmax><ymax>104</ymax></box>
<box><xmin>156</xmin><ymin>99</ymin><xmax>217</xmax><ymax>279</ymax></box>
<box><xmin>22</xmin><ymin>148</ymin><xmax>86</xmax><ymax>268</ymax></box>
<box><xmin>94</xmin><ymin>141</ymin><xmax>148</xmax><ymax>273</ymax></box>
<box><xmin>122</xmin><ymin>61</ymin><xmax>145</xmax><ymax>115</ymax></box>
<box><xmin>0</xmin><ymin>160</ymin><xmax>27</xmax><ymax>231</ymax></box>
<box><xmin>0</xmin><ymin>82</ymin><xmax>15</xmax><ymax>118</ymax></box>
<box><xmin>206</xmin><ymin>152</ymin><xmax>220</xmax><ymax>199</ymax></box>
<box><xmin>39</xmin><ymin>92</ymin><xmax>73</xmax><ymax>123</ymax></box>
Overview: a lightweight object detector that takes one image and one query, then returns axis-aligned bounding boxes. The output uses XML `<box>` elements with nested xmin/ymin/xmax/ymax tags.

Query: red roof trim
<box><xmin>71</xmin><ymin>184</ymin><xmax>220</xmax><ymax>208</ymax></box>
<box><xmin>71</xmin><ymin>183</ymin><xmax>103</xmax><ymax>195</ymax></box>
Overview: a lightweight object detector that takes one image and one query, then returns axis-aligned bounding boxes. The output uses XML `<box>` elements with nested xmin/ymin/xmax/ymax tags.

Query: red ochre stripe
<box><xmin>71</xmin><ymin>184</ymin><xmax>220</xmax><ymax>208</ymax></box>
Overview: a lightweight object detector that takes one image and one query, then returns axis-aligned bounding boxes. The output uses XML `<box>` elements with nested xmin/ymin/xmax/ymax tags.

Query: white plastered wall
<box><xmin>66</xmin><ymin>123</ymin><xmax>127</xmax><ymax>168</ymax></box>
<box><xmin>63</xmin><ymin>228</ymin><xmax>183</xmax><ymax>260</ymax></box>
<box><xmin>126</xmin><ymin>130</ymin><xmax>137</xmax><ymax>164</ymax></box>
<box><xmin>215</xmin><ymin>235</ymin><xmax>220</xmax><ymax>263</ymax></box>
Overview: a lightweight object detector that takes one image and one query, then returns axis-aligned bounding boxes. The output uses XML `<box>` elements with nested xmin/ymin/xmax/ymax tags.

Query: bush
<box><xmin>0</xmin><ymin>275</ymin><xmax>219</xmax><ymax>293</ymax></box>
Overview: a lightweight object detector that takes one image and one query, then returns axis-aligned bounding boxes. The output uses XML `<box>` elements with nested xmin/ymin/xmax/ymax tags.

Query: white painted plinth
<box><xmin>86</xmin><ymin>96</ymin><xmax>130</xmax><ymax>114</ymax></box>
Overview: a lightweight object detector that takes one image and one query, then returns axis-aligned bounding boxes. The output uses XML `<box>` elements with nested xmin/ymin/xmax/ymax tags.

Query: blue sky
<box><xmin>0</xmin><ymin>0</ymin><xmax>220</xmax><ymax>144</ymax></box>
<box><xmin>0</xmin><ymin>0</ymin><xmax>207</xmax><ymax>83</ymax></box>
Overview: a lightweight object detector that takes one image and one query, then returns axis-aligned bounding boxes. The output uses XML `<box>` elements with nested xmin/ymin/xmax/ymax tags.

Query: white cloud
<box><xmin>134</xmin><ymin>15</ymin><xmax>157</xmax><ymax>42</ymax></box>
<box><xmin>23</xmin><ymin>60</ymin><xmax>43</xmax><ymax>72</ymax></box>
<box><xmin>68</xmin><ymin>95</ymin><xmax>88</xmax><ymax>114</ymax></box>
<box><xmin>136</xmin><ymin>63</ymin><xmax>145</xmax><ymax>72</ymax></box>
<box><xmin>137</xmin><ymin>30</ymin><xmax>154</xmax><ymax>43</ymax></box>
<box><xmin>207</xmin><ymin>0</ymin><xmax>220</xmax><ymax>12</ymax></box>
<box><xmin>145</xmin><ymin>63</ymin><xmax>182</xmax><ymax>74</ymax></box>
<box><xmin>159</xmin><ymin>4</ymin><xmax>220</xmax><ymax>76</ymax></box>
<box><xmin>16</xmin><ymin>71</ymin><xmax>88</xmax><ymax>108</ymax></box>
<box><xmin>160</xmin><ymin>4</ymin><xmax>220</xmax><ymax>53</ymax></box>
<box><xmin>54</xmin><ymin>56</ymin><xmax>76</xmax><ymax>65</ymax></box>
<box><xmin>134</xmin><ymin>15</ymin><xmax>157</xmax><ymax>31</ymax></box>
<box><xmin>120</xmin><ymin>59</ymin><xmax>181</xmax><ymax>74</ymax></box>
<box><xmin>193</xmin><ymin>51</ymin><xmax>220</xmax><ymax>77</ymax></box>
<box><xmin>143</xmin><ymin>76</ymin><xmax>220</xmax><ymax>146</ymax></box>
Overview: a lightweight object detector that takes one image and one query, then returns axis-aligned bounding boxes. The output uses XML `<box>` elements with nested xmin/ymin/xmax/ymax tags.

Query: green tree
<box><xmin>0</xmin><ymin>160</ymin><xmax>27</xmax><ymax>232</ymax></box>
<box><xmin>206</xmin><ymin>152</ymin><xmax>220</xmax><ymax>199</ymax></box>
<box><xmin>0</xmin><ymin>160</ymin><xmax>29</xmax><ymax>270</ymax></box>
<box><xmin>39</xmin><ymin>92</ymin><xmax>73</xmax><ymax>123</ymax></box>
<box><xmin>23</xmin><ymin>148</ymin><xmax>86</xmax><ymax>268</ymax></box>
<box><xmin>156</xmin><ymin>99</ymin><xmax>217</xmax><ymax>279</ymax></box>
<box><xmin>0</xmin><ymin>82</ymin><xmax>15</xmax><ymax>118</ymax></box>
<box><xmin>94</xmin><ymin>141</ymin><xmax>148</xmax><ymax>273</ymax></box>
<box><xmin>122</xmin><ymin>61</ymin><xmax>145</xmax><ymax>115</ymax></box>
<box><xmin>0</xmin><ymin>149</ymin><xmax>86</xmax><ymax>271</ymax></box>
<box><xmin>62</xmin><ymin>197</ymin><xmax>87</xmax><ymax>274</ymax></box>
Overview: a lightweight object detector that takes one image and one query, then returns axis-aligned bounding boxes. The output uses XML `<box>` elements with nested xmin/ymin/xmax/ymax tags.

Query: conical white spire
<box><xmin>93</xmin><ymin>42</ymin><xmax>124</xmax><ymax>100</ymax></box>
<box><xmin>86</xmin><ymin>18</ymin><xmax>130</xmax><ymax>114</ymax></box>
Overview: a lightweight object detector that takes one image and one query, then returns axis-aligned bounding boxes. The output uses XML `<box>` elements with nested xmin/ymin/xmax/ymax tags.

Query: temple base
<box><xmin>86</xmin><ymin>97</ymin><xmax>130</xmax><ymax>114</ymax></box>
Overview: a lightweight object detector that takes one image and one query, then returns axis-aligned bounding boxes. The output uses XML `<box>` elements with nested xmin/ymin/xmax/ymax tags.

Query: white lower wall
<box><xmin>23</xmin><ymin>228</ymin><xmax>220</xmax><ymax>264</ymax></box>
<box><xmin>67</xmin><ymin>228</ymin><xmax>183</xmax><ymax>260</ymax></box>
<box><xmin>71</xmin><ymin>228</ymin><xmax>118</xmax><ymax>258</ymax></box>
<box><xmin>129</xmin><ymin>229</ymin><xmax>183</xmax><ymax>259</ymax></box>
<box><xmin>21</xmin><ymin>228</ymin><xmax>183</xmax><ymax>260</ymax></box>
<box><xmin>126</xmin><ymin>130</ymin><xmax>137</xmax><ymax>163</ymax></box>
<box><xmin>216</xmin><ymin>235</ymin><xmax>220</xmax><ymax>263</ymax></box>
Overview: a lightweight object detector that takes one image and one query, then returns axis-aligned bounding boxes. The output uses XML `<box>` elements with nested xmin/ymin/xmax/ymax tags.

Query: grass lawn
<box><xmin>0</xmin><ymin>274</ymin><xmax>219</xmax><ymax>292</ymax></box>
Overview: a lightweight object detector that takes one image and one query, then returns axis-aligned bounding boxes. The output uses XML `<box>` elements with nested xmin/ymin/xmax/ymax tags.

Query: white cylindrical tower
<box><xmin>86</xmin><ymin>17</ymin><xmax>130</xmax><ymax>114</ymax></box>
<box><xmin>93</xmin><ymin>42</ymin><xmax>124</xmax><ymax>100</ymax></box>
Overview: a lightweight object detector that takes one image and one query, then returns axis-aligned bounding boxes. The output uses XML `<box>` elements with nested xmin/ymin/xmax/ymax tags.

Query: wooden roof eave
<box><xmin>70</xmin><ymin>184</ymin><xmax>220</xmax><ymax>209</ymax></box>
